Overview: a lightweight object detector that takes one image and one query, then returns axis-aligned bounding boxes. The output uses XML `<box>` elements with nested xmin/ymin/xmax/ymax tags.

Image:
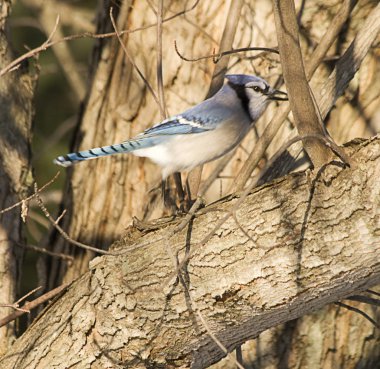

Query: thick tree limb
<box><xmin>1</xmin><ymin>136</ymin><xmax>379</xmax><ymax>368</ymax></box>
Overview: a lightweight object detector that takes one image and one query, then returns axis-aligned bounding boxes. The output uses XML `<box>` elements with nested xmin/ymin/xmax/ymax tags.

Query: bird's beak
<box><xmin>268</xmin><ymin>89</ymin><xmax>288</xmax><ymax>101</ymax></box>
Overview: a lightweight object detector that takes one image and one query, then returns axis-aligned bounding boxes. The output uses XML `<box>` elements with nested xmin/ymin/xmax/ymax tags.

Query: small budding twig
<box><xmin>0</xmin><ymin>283</ymin><xmax>70</xmax><ymax>327</ymax></box>
<box><xmin>0</xmin><ymin>171</ymin><xmax>60</xmax><ymax>216</ymax></box>
<box><xmin>0</xmin><ymin>286</ymin><xmax>42</xmax><ymax>314</ymax></box>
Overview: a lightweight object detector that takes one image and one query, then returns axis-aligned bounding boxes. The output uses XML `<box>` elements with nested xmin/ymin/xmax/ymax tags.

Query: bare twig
<box><xmin>14</xmin><ymin>242</ymin><xmax>74</xmax><ymax>262</ymax></box>
<box><xmin>0</xmin><ymin>283</ymin><xmax>70</xmax><ymax>327</ymax></box>
<box><xmin>367</xmin><ymin>289</ymin><xmax>380</xmax><ymax>298</ymax></box>
<box><xmin>174</xmin><ymin>41</ymin><xmax>278</xmax><ymax>63</ymax></box>
<box><xmin>205</xmin><ymin>0</ymin><xmax>244</xmax><ymax>97</ymax></box>
<box><xmin>156</xmin><ymin>0</ymin><xmax>167</xmax><ymax>119</ymax></box>
<box><xmin>22</xmin><ymin>0</ymin><xmax>94</xmax><ymax>32</ymax></box>
<box><xmin>335</xmin><ymin>301</ymin><xmax>379</xmax><ymax>329</ymax></box>
<box><xmin>346</xmin><ymin>295</ymin><xmax>380</xmax><ymax>307</ymax></box>
<box><xmin>0</xmin><ymin>286</ymin><xmax>42</xmax><ymax>314</ymax></box>
<box><xmin>34</xmin><ymin>184</ymin><xmax>110</xmax><ymax>255</ymax></box>
<box><xmin>38</xmin><ymin>6</ymin><xmax>86</xmax><ymax>99</ymax></box>
<box><xmin>45</xmin><ymin>14</ymin><xmax>60</xmax><ymax>44</ymax></box>
<box><xmin>0</xmin><ymin>172</ymin><xmax>60</xmax><ymax>215</ymax></box>
<box><xmin>232</xmin><ymin>213</ymin><xmax>255</xmax><ymax>246</ymax></box>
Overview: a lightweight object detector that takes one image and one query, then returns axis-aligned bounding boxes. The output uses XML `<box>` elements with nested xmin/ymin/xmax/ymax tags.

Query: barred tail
<box><xmin>53</xmin><ymin>139</ymin><xmax>145</xmax><ymax>167</ymax></box>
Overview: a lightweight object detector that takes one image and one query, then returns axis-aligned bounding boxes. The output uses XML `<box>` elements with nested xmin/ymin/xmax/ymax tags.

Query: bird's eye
<box><xmin>253</xmin><ymin>86</ymin><xmax>262</xmax><ymax>93</ymax></box>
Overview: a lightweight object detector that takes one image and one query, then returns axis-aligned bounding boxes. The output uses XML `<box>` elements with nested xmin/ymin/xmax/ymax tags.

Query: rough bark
<box><xmin>0</xmin><ymin>0</ymin><xmax>35</xmax><ymax>353</ymax></box>
<box><xmin>7</xmin><ymin>0</ymin><xmax>375</xmax><ymax>367</ymax></box>
<box><xmin>1</xmin><ymin>136</ymin><xmax>379</xmax><ymax>369</ymax></box>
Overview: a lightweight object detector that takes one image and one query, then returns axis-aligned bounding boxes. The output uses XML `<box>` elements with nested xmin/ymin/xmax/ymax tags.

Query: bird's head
<box><xmin>225</xmin><ymin>74</ymin><xmax>288</xmax><ymax>121</ymax></box>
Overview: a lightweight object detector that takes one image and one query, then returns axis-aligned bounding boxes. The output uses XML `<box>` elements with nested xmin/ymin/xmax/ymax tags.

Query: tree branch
<box><xmin>272</xmin><ymin>0</ymin><xmax>332</xmax><ymax>167</ymax></box>
<box><xmin>1</xmin><ymin>136</ymin><xmax>379</xmax><ymax>368</ymax></box>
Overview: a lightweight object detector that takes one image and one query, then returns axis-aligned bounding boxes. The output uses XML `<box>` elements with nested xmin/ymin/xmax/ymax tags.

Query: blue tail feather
<box><xmin>53</xmin><ymin>138</ymin><xmax>147</xmax><ymax>167</ymax></box>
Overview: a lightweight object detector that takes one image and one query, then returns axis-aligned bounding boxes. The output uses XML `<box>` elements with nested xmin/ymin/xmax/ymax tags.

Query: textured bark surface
<box><xmin>1</xmin><ymin>136</ymin><xmax>379</xmax><ymax>368</ymax></box>
<box><xmin>13</xmin><ymin>0</ymin><xmax>376</xmax><ymax>367</ymax></box>
<box><xmin>0</xmin><ymin>0</ymin><xmax>35</xmax><ymax>353</ymax></box>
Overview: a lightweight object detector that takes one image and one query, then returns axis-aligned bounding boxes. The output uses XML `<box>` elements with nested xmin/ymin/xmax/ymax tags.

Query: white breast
<box><xmin>133</xmin><ymin>116</ymin><xmax>251</xmax><ymax>178</ymax></box>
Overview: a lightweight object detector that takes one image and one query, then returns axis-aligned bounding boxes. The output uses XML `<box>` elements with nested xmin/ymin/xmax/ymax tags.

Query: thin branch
<box><xmin>14</xmin><ymin>242</ymin><xmax>74</xmax><ymax>262</ymax></box>
<box><xmin>34</xmin><ymin>184</ymin><xmax>110</xmax><ymax>255</ymax></box>
<box><xmin>232</xmin><ymin>212</ymin><xmax>256</xmax><ymax>246</ymax></box>
<box><xmin>335</xmin><ymin>301</ymin><xmax>379</xmax><ymax>329</ymax></box>
<box><xmin>16</xmin><ymin>287</ymin><xmax>42</xmax><ymax>305</ymax></box>
<box><xmin>156</xmin><ymin>0</ymin><xmax>167</xmax><ymax>119</ymax></box>
<box><xmin>0</xmin><ymin>171</ymin><xmax>60</xmax><ymax>215</ymax></box>
<box><xmin>0</xmin><ymin>286</ymin><xmax>42</xmax><ymax>314</ymax></box>
<box><xmin>0</xmin><ymin>283</ymin><xmax>70</xmax><ymax>327</ymax></box>
<box><xmin>45</xmin><ymin>14</ymin><xmax>60</xmax><ymax>44</ymax></box>
<box><xmin>367</xmin><ymin>289</ymin><xmax>380</xmax><ymax>298</ymax></box>
<box><xmin>205</xmin><ymin>0</ymin><xmax>244</xmax><ymax>96</ymax></box>
<box><xmin>0</xmin><ymin>0</ymin><xmax>201</xmax><ymax>76</ymax></box>
<box><xmin>109</xmin><ymin>7</ymin><xmax>161</xmax><ymax>110</ymax></box>
<box><xmin>346</xmin><ymin>295</ymin><xmax>380</xmax><ymax>307</ymax></box>
<box><xmin>174</xmin><ymin>41</ymin><xmax>278</xmax><ymax>63</ymax></box>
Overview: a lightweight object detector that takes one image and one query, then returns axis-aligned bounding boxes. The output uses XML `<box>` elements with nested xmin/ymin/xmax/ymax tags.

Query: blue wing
<box><xmin>140</xmin><ymin>115</ymin><xmax>213</xmax><ymax>138</ymax></box>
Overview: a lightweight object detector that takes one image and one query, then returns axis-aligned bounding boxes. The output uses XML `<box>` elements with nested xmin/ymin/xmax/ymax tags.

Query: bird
<box><xmin>54</xmin><ymin>74</ymin><xmax>287</xmax><ymax>179</ymax></box>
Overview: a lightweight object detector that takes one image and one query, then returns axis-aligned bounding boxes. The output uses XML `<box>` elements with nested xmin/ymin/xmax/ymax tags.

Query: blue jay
<box><xmin>54</xmin><ymin>74</ymin><xmax>287</xmax><ymax>178</ymax></box>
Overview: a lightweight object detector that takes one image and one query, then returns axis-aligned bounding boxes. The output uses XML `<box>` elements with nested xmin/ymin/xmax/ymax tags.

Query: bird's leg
<box><xmin>173</xmin><ymin>172</ymin><xmax>186</xmax><ymax>212</ymax></box>
<box><xmin>185</xmin><ymin>166</ymin><xmax>202</xmax><ymax>210</ymax></box>
<box><xmin>161</xmin><ymin>178</ymin><xmax>171</xmax><ymax>209</ymax></box>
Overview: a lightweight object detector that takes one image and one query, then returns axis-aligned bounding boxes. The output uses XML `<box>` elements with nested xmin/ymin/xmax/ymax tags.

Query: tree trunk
<box><xmin>1</xmin><ymin>136</ymin><xmax>379</xmax><ymax>368</ymax></box>
<box><xmin>0</xmin><ymin>0</ymin><xmax>35</xmax><ymax>353</ymax></box>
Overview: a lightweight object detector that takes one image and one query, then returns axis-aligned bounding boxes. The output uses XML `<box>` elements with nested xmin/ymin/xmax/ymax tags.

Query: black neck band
<box><xmin>227</xmin><ymin>82</ymin><xmax>251</xmax><ymax>119</ymax></box>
